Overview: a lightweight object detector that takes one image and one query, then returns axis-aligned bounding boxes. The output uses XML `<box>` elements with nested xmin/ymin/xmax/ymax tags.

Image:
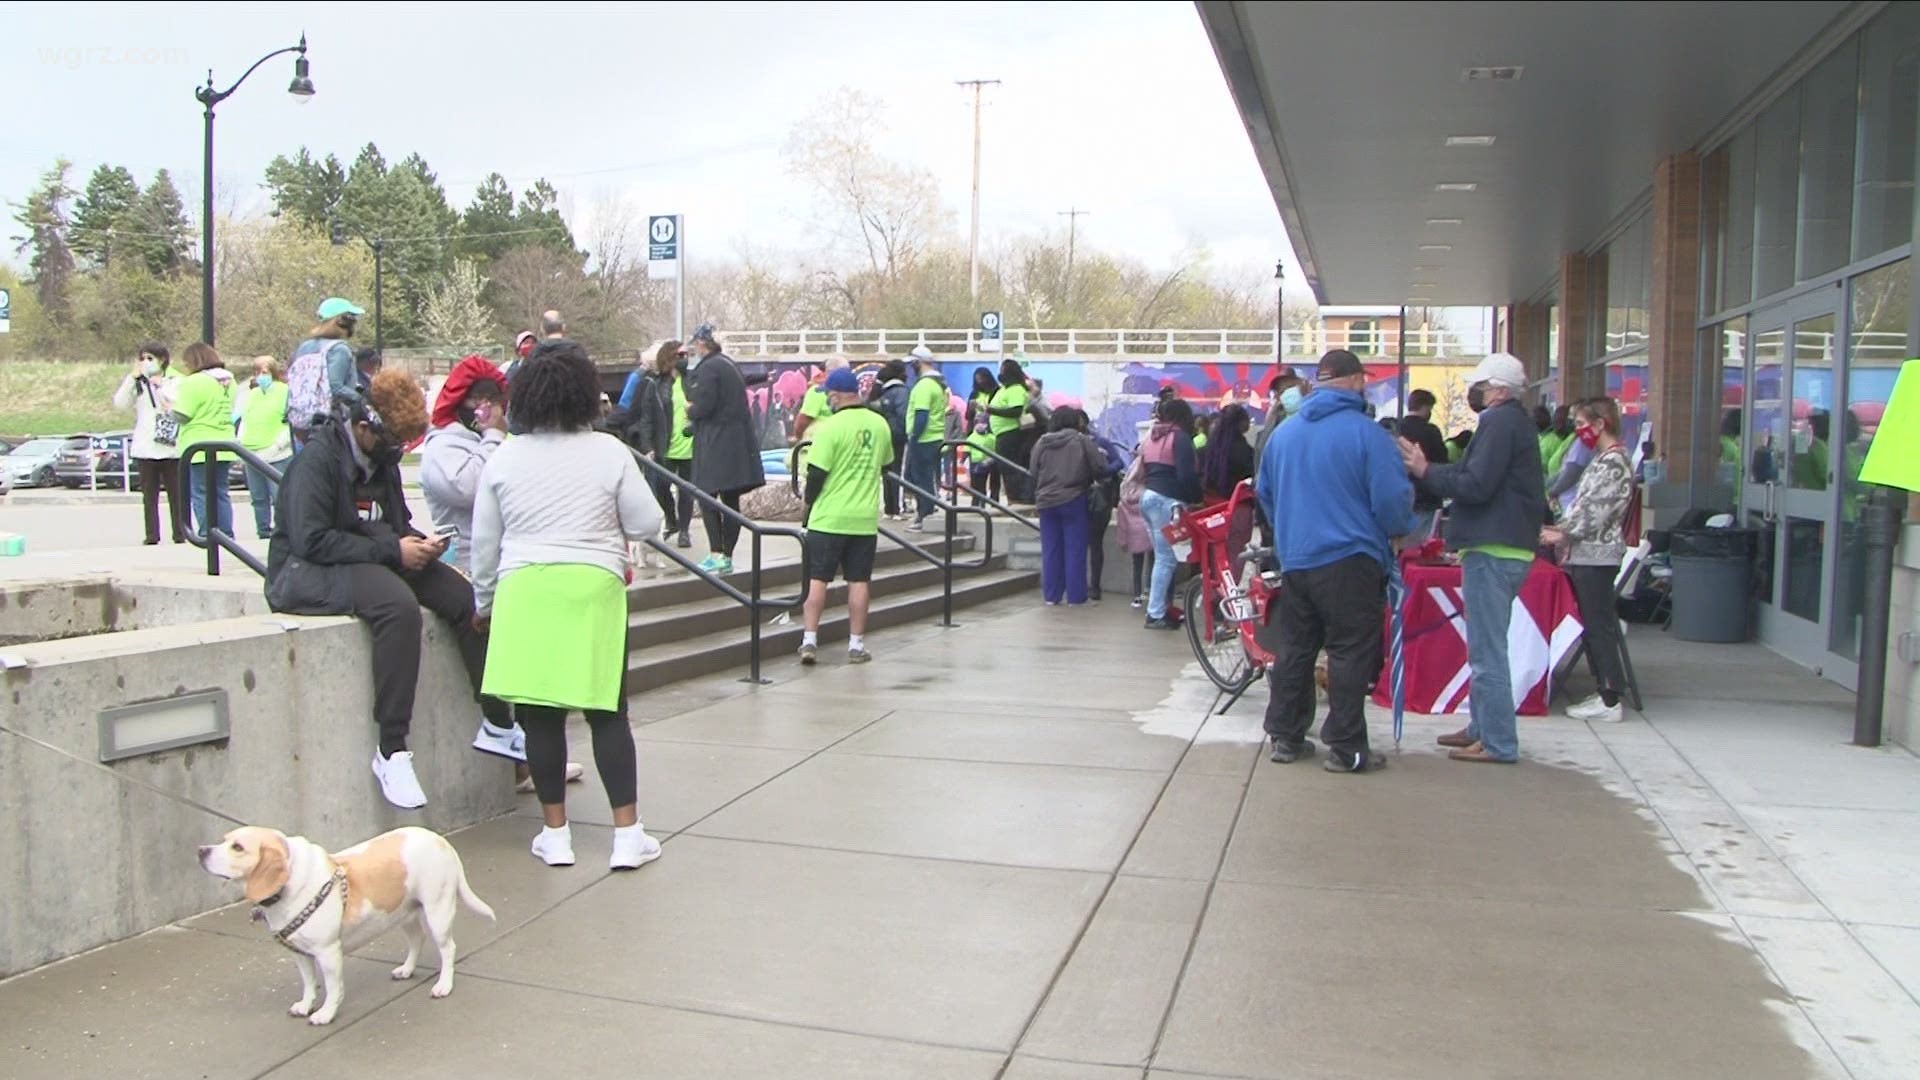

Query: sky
<box><xmin>4</xmin><ymin>1</ymin><xmax>1311</xmax><ymax>304</ymax></box>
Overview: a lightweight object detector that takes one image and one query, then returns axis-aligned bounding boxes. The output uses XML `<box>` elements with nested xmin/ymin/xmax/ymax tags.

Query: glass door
<box><xmin>1742</xmin><ymin>287</ymin><xmax>1845</xmax><ymax>675</ymax></box>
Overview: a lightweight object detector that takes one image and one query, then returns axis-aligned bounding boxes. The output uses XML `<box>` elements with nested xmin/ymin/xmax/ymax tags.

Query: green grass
<box><xmin>0</xmin><ymin>362</ymin><xmax>131</xmax><ymax>436</ymax></box>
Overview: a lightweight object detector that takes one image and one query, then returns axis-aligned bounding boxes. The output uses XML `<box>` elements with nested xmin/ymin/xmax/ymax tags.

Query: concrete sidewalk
<box><xmin>2</xmin><ymin>596</ymin><xmax>1916</xmax><ymax>1078</ymax></box>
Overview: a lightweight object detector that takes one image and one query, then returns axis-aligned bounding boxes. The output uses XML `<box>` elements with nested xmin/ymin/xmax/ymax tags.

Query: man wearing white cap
<box><xmin>903</xmin><ymin>346</ymin><xmax>948</xmax><ymax>531</ymax></box>
<box><xmin>1398</xmin><ymin>352</ymin><xmax>1545</xmax><ymax>765</ymax></box>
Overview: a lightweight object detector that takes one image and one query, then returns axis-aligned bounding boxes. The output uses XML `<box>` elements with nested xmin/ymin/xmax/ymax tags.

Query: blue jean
<box><xmin>906</xmin><ymin>440</ymin><xmax>942</xmax><ymax>520</ymax></box>
<box><xmin>1462</xmin><ymin>551</ymin><xmax>1533</xmax><ymax>761</ymax></box>
<box><xmin>1140</xmin><ymin>489</ymin><xmax>1180</xmax><ymax>619</ymax></box>
<box><xmin>186</xmin><ymin>460</ymin><xmax>234</xmax><ymax>540</ymax></box>
<box><xmin>245</xmin><ymin>457</ymin><xmax>290</xmax><ymax>538</ymax></box>
<box><xmin>1039</xmin><ymin>494</ymin><xmax>1090</xmax><ymax>604</ymax></box>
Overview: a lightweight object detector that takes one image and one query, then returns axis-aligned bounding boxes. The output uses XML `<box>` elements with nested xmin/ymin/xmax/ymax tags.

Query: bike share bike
<box><xmin>1162</xmin><ymin>479</ymin><xmax>1277</xmax><ymax>715</ymax></box>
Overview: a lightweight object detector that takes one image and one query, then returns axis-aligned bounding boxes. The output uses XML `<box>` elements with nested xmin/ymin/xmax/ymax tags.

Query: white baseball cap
<box><xmin>1465</xmin><ymin>352</ymin><xmax>1527</xmax><ymax>391</ymax></box>
<box><xmin>908</xmin><ymin>345</ymin><xmax>935</xmax><ymax>364</ymax></box>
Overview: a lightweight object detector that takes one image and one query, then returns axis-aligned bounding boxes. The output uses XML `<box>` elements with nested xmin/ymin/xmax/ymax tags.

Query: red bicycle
<box><xmin>1164</xmin><ymin>480</ymin><xmax>1279</xmax><ymax>706</ymax></box>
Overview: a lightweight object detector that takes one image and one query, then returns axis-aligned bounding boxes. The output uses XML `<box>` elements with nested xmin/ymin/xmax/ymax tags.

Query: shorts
<box><xmin>805</xmin><ymin>530</ymin><xmax>877</xmax><ymax>583</ymax></box>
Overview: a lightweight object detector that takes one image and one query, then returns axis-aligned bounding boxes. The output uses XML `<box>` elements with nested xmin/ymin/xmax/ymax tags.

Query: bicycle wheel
<box><xmin>1185</xmin><ymin>576</ymin><xmax>1256</xmax><ymax>694</ymax></box>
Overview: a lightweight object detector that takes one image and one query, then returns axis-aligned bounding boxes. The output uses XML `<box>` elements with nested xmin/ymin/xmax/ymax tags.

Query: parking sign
<box><xmin>980</xmin><ymin>310</ymin><xmax>1001</xmax><ymax>342</ymax></box>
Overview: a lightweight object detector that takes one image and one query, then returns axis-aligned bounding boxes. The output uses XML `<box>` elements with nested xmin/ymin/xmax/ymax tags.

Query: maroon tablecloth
<box><xmin>1371</xmin><ymin>557</ymin><xmax>1583</xmax><ymax>716</ymax></box>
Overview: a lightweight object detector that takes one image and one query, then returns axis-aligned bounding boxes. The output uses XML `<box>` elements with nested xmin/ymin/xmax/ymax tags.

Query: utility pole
<box><xmin>957</xmin><ymin>78</ymin><xmax>1000</xmax><ymax>308</ymax></box>
<box><xmin>1059</xmin><ymin>207</ymin><xmax>1089</xmax><ymax>323</ymax></box>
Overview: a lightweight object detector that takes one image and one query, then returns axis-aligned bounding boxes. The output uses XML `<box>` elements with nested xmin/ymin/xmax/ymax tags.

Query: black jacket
<box><xmin>1397</xmin><ymin>415</ymin><xmax>1452</xmax><ymax>512</ymax></box>
<box><xmin>1417</xmin><ymin>398</ymin><xmax>1546</xmax><ymax>551</ymax></box>
<box><xmin>631</xmin><ymin>371</ymin><xmax>676</xmax><ymax>458</ymax></box>
<box><xmin>264</xmin><ymin>421</ymin><xmax>421</xmax><ymax>614</ymax></box>
<box><xmin>685</xmin><ymin>352</ymin><xmax>766</xmax><ymax>495</ymax></box>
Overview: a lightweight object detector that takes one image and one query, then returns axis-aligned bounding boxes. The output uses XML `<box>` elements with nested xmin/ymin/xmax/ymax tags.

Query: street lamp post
<box><xmin>196</xmin><ymin>34</ymin><xmax>314</xmax><ymax>345</ymax></box>
<box><xmin>329</xmin><ymin>222</ymin><xmax>385</xmax><ymax>352</ymax></box>
<box><xmin>1273</xmin><ymin>259</ymin><xmax>1285</xmax><ymax>362</ymax></box>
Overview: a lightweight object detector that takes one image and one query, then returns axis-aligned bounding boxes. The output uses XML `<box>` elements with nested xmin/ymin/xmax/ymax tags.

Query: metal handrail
<box><xmin>941</xmin><ymin>440</ymin><xmax>1039</xmax><ymax>531</ymax></box>
<box><xmin>626</xmin><ymin>448</ymin><xmax>806</xmax><ymax>683</ymax></box>
<box><xmin>179</xmin><ymin>441</ymin><xmax>280</xmax><ymax>577</ymax></box>
<box><xmin>786</xmin><ymin>439</ymin><xmax>996</xmax><ymax>629</ymax></box>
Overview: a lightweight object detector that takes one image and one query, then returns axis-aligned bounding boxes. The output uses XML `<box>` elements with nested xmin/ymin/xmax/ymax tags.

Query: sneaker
<box><xmin>515</xmin><ymin>762</ymin><xmax>586</xmax><ymax>794</ymax></box>
<box><xmin>1143</xmin><ymin>617</ymin><xmax>1179</xmax><ymax>631</ymax></box>
<box><xmin>907</xmin><ymin>518</ymin><xmax>927</xmax><ymax>533</ymax></box>
<box><xmin>372</xmin><ymin>751</ymin><xmax>428</xmax><ymax>809</ymax></box>
<box><xmin>1045</xmin><ymin>600</ymin><xmax>1061</xmax><ymax>607</ymax></box>
<box><xmin>530</xmin><ymin>825</ymin><xmax>576</xmax><ymax>867</ymax></box>
<box><xmin>1269</xmin><ymin>738</ymin><xmax>1317</xmax><ymax>764</ymax></box>
<box><xmin>472</xmin><ymin>720</ymin><xmax>527</xmax><ymax>763</ymax></box>
<box><xmin>798</xmin><ymin>643</ymin><xmax>818</xmax><ymax>666</ymax></box>
<box><xmin>1130</xmin><ymin>595</ymin><xmax>1144</xmax><ymax>609</ymax></box>
<box><xmin>1088</xmin><ymin>588</ymin><xmax>1102</xmax><ymax>603</ymax></box>
<box><xmin>714</xmin><ymin>556</ymin><xmax>734</xmax><ymax>575</ymax></box>
<box><xmin>1569</xmin><ymin>696</ymin><xmax>1625</xmax><ymax>723</ymax></box>
<box><xmin>1323</xmin><ymin>748</ymin><xmax>1389</xmax><ymax>774</ymax></box>
<box><xmin>848</xmin><ymin>647</ymin><xmax>873</xmax><ymax>664</ymax></box>
<box><xmin>610</xmin><ymin>824</ymin><xmax>662</xmax><ymax>870</ymax></box>
<box><xmin>675</xmin><ymin>532</ymin><xmax>693</xmax><ymax>549</ymax></box>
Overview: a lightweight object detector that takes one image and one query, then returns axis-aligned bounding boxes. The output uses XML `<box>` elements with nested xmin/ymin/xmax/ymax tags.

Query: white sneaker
<box><xmin>515</xmin><ymin>762</ymin><xmax>586</xmax><ymax>794</ymax></box>
<box><xmin>472</xmin><ymin>720</ymin><xmax>527</xmax><ymax>763</ymax></box>
<box><xmin>530</xmin><ymin>824</ymin><xmax>576</xmax><ymax>867</ymax></box>
<box><xmin>372</xmin><ymin>751</ymin><xmax>428</xmax><ymax>809</ymax></box>
<box><xmin>1568</xmin><ymin>695</ymin><xmax>1625</xmax><ymax>723</ymax></box>
<box><xmin>610</xmin><ymin>824</ymin><xmax>662</xmax><ymax>871</ymax></box>
<box><xmin>1563</xmin><ymin>693</ymin><xmax>1606</xmax><ymax>719</ymax></box>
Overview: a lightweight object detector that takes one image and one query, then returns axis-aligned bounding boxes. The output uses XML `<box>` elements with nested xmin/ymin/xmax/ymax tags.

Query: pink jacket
<box><xmin>1114</xmin><ymin>456</ymin><xmax>1153</xmax><ymax>555</ymax></box>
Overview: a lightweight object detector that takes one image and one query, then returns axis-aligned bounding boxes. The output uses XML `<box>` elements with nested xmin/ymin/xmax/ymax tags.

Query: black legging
<box><xmin>1569</xmin><ymin>564</ymin><xmax>1629</xmax><ymax>707</ymax></box>
<box><xmin>1088</xmin><ymin>502</ymin><xmax>1113</xmax><ymax>595</ymax></box>
<box><xmin>1132</xmin><ymin>553</ymin><xmax>1147</xmax><ymax>599</ymax></box>
<box><xmin>883</xmin><ymin>436</ymin><xmax>908</xmax><ymax>516</ymax></box>
<box><xmin>516</xmin><ymin>650</ymin><xmax>637</xmax><ymax>807</ymax></box>
<box><xmin>703</xmin><ymin>489</ymin><xmax>745</xmax><ymax>559</ymax></box>
<box><xmin>665</xmin><ymin>458</ymin><xmax>695</xmax><ymax>539</ymax></box>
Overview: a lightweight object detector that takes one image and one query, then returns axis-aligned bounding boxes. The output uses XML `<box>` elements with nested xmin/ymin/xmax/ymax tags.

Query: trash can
<box><xmin>1668</xmin><ymin>527</ymin><xmax>1759</xmax><ymax>643</ymax></box>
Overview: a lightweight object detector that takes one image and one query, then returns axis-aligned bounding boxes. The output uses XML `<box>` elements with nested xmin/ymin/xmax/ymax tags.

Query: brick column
<box><xmin>1649</xmin><ymin>151</ymin><xmax>1702</xmax><ymax>493</ymax></box>
<box><xmin>1509</xmin><ymin>302</ymin><xmax>1551</xmax><ymax>394</ymax></box>
<box><xmin>1556</xmin><ymin>253</ymin><xmax>1593</xmax><ymax>406</ymax></box>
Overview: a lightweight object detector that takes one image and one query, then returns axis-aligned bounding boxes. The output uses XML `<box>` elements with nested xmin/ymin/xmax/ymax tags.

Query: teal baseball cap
<box><xmin>317</xmin><ymin>297</ymin><xmax>366</xmax><ymax>320</ymax></box>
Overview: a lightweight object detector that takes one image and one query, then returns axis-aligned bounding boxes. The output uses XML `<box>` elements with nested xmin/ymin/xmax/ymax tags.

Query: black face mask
<box><xmin>1467</xmin><ymin>384</ymin><xmax>1488</xmax><ymax>414</ymax></box>
<box><xmin>674</xmin><ymin>357</ymin><xmax>690</xmax><ymax>374</ymax></box>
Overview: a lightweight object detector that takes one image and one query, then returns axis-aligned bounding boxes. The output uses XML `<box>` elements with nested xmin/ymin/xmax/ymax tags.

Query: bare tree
<box><xmin>787</xmin><ymin>89</ymin><xmax>951</xmax><ymax>291</ymax></box>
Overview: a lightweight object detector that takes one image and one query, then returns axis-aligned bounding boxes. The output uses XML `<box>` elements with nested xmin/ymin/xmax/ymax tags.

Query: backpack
<box><xmin>943</xmin><ymin>399</ymin><xmax>966</xmax><ymax>443</ymax></box>
<box><xmin>286</xmin><ymin>338</ymin><xmax>336</xmax><ymax>433</ymax></box>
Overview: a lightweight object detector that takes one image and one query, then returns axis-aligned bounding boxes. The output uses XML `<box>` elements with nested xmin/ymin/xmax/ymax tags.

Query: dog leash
<box><xmin>0</xmin><ymin>720</ymin><xmax>252</xmax><ymax>828</ymax></box>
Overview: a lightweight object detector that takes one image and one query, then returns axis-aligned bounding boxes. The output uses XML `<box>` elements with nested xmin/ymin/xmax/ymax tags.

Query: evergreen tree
<box><xmin>457</xmin><ymin>173</ymin><xmax>518</xmax><ymax>265</ymax></box>
<box><xmin>70</xmin><ymin>165</ymin><xmax>141</xmax><ymax>270</ymax></box>
<box><xmin>263</xmin><ymin>148</ymin><xmax>345</xmax><ymax>229</ymax></box>
<box><xmin>129</xmin><ymin>169</ymin><xmax>194</xmax><ymax>276</ymax></box>
<box><xmin>516</xmin><ymin>179</ymin><xmax>581</xmax><ymax>260</ymax></box>
<box><xmin>9</xmin><ymin>158</ymin><xmax>78</xmax><ymax>320</ymax></box>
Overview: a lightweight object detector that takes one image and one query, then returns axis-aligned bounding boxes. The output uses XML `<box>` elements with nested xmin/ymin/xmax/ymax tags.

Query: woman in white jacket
<box><xmin>112</xmin><ymin>341</ymin><xmax>184</xmax><ymax>545</ymax></box>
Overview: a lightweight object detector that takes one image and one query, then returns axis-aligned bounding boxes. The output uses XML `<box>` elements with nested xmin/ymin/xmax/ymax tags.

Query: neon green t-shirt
<box><xmin>240</xmin><ymin>381</ymin><xmax>290</xmax><ymax>453</ymax></box>
<box><xmin>908</xmin><ymin>375</ymin><xmax>948</xmax><ymax>443</ymax></box>
<box><xmin>800</xmin><ymin>385</ymin><xmax>831</xmax><ymax>422</ymax></box>
<box><xmin>669</xmin><ymin>376</ymin><xmax>694</xmax><ymax>461</ymax></box>
<box><xmin>807</xmin><ymin>406</ymin><xmax>894</xmax><ymax>535</ymax></box>
<box><xmin>1463</xmin><ymin>543</ymin><xmax>1535</xmax><ymax>563</ymax></box>
<box><xmin>987</xmin><ymin>384</ymin><xmax>1029</xmax><ymax>436</ymax></box>
<box><xmin>174</xmin><ymin>371</ymin><xmax>237</xmax><ymax>462</ymax></box>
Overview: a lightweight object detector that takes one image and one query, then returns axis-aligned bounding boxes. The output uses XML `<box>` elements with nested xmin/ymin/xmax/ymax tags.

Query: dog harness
<box><xmin>254</xmin><ymin>866</ymin><xmax>348</xmax><ymax>952</ymax></box>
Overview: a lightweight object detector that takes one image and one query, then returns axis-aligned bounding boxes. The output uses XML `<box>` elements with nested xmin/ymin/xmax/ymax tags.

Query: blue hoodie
<box><xmin>1256</xmin><ymin>387</ymin><xmax>1414</xmax><ymax>572</ymax></box>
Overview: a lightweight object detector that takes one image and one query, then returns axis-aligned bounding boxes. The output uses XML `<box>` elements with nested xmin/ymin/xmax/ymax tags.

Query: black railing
<box><xmin>788</xmin><ymin>440</ymin><xmax>995</xmax><ymax>628</ymax></box>
<box><xmin>627</xmin><ymin>449</ymin><xmax>806</xmax><ymax>683</ymax></box>
<box><xmin>178</xmin><ymin>441</ymin><xmax>280</xmax><ymax>577</ymax></box>
<box><xmin>940</xmin><ymin>440</ymin><xmax>1039</xmax><ymax>531</ymax></box>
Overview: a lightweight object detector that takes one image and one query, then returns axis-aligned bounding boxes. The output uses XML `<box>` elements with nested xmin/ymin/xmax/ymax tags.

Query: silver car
<box><xmin>5</xmin><ymin>436</ymin><xmax>84</xmax><ymax>489</ymax></box>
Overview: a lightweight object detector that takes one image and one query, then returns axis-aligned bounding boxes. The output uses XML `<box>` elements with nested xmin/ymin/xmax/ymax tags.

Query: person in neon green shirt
<box><xmin>170</xmin><ymin>341</ymin><xmax>240</xmax><ymax>540</ymax></box>
<box><xmin>904</xmin><ymin>347</ymin><xmax>948</xmax><ymax>531</ymax></box>
<box><xmin>799</xmin><ymin>368</ymin><xmax>894</xmax><ymax>665</ymax></box>
<box><xmin>791</xmin><ymin>356</ymin><xmax>849</xmax><ymax>445</ymax></box>
<box><xmin>666</xmin><ymin>362</ymin><xmax>696</xmax><ymax>547</ymax></box>
<box><xmin>985</xmin><ymin>358</ymin><xmax>1032</xmax><ymax>501</ymax></box>
<box><xmin>236</xmin><ymin>355</ymin><xmax>294</xmax><ymax>539</ymax></box>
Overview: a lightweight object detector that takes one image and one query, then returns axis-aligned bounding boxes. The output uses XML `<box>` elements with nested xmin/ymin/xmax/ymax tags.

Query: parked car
<box><xmin>55</xmin><ymin>432</ymin><xmax>134</xmax><ymax>489</ymax></box>
<box><xmin>5</xmin><ymin>436</ymin><xmax>83</xmax><ymax>489</ymax></box>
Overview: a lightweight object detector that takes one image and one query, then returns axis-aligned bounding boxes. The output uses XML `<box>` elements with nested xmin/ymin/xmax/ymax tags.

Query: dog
<box><xmin>198</xmin><ymin>825</ymin><xmax>494</xmax><ymax>1026</ymax></box>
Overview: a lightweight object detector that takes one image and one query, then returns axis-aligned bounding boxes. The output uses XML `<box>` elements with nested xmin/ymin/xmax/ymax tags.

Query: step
<box><xmin>626</xmin><ymin>552</ymin><xmax>1011</xmax><ymax>649</ymax></box>
<box><xmin>626</xmin><ymin>569</ymin><xmax>1036</xmax><ymax>690</ymax></box>
<box><xmin>624</xmin><ymin>532</ymin><xmax>978</xmax><ymax>612</ymax></box>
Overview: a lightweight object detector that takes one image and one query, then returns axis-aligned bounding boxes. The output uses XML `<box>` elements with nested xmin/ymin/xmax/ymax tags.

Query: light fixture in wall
<box><xmin>1410</xmin><ymin>282</ymin><xmax>1437</xmax><ymax>290</ymax></box>
<box><xmin>1407</xmin><ymin>297</ymin><xmax>1434</xmax><ymax>303</ymax></box>
<box><xmin>1412</xmin><ymin>266</ymin><xmax>1442</xmax><ymax>272</ymax></box>
<box><xmin>1419</xmin><ymin>244</ymin><xmax>1453</xmax><ymax>252</ymax></box>
<box><xmin>1426</xmin><ymin>218</ymin><xmax>1463</xmax><ymax>226</ymax></box>
<box><xmin>1462</xmin><ymin>66</ymin><xmax>1524</xmax><ymax>82</ymax></box>
<box><xmin>1434</xmin><ymin>182</ymin><xmax>1479</xmax><ymax>192</ymax></box>
<box><xmin>98</xmin><ymin>690</ymin><xmax>230</xmax><ymax>762</ymax></box>
<box><xmin>1445</xmin><ymin>135</ymin><xmax>1497</xmax><ymax>147</ymax></box>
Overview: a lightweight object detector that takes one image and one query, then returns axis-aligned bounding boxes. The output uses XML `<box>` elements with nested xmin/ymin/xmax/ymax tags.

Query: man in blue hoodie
<box><xmin>1256</xmin><ymin>350</ymin><xmax>1413</xmax><ymax>773</ymax></box>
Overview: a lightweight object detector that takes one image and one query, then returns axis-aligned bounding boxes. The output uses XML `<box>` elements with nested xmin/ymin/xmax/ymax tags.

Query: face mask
<box><xmin>675</xmin><ymin>357</ymin><xmax>690</xmax><ymax>374</ymax></box>
<box><xmin>1279</xmin><ymin>387</ymin><xmax>1303</xmax><ymax>414</ymax></box>
<box><xmin>255</xmin><ymin>374</ymin><xmax>273</xmax><ymax>391</ymax></box>
<box><xmin>370</xmin><ymin>441</ymin><xmax>405</xmax><ymax>468</ymax></box>
<box><xmin>1576</xmin><ymin>426</ymin><xmax>1601</xmax><ymax>448</ymax></box>
<box><xmin>1467</xmin><ymin>384</ymin><xmax>1488</xmax><ymax>414</ymax></box>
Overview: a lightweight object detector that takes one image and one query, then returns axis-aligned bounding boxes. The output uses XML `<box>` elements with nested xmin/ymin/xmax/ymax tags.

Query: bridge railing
<box><xmin>720</xmin><ymin>326</ymin><xmax>1484</xmax><ymax>360</ymax></box>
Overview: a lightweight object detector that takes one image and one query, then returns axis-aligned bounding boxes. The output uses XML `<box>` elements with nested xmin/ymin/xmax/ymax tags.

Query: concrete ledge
<box><xmin>0</xmin><ymin>606</ymin><xmax>516</xmax><ymax>978</ymax></box>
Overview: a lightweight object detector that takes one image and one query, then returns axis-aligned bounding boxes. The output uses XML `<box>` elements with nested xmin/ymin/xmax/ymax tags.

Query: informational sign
<box><xmin>1860</xmin><ymin>358</ymin><xmax>1920</xmax><ymax>493</ymax></box>
<box><xmin>980</xmin><ymin>310</ymin><xmax>1001</xmax><ymax>343</ymax></box>
<box><xmin>0</xmin><ymin>286</ymin><xmax>10</xmax><ymax>334</ymax></box>
<box><xmin>648</xmin><ymin>215</ymin><xmax>680</xmax><ymax>281</ymax></box>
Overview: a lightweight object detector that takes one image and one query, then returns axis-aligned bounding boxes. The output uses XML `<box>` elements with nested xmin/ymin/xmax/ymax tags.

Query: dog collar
<box><xmin>254</xmin><ymin>866</ymin><xmax>347</xmax><ymax>951</ymax></box>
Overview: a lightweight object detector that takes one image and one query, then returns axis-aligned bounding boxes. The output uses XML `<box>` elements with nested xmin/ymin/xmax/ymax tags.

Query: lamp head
<box><xmin>288</xmin><ymin>35</ymin><xmax>314</xmax><ymax>102</ymax></box>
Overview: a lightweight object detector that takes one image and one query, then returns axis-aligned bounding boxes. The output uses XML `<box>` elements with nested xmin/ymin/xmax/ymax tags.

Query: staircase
<box><xmin>626</xmin><ymin>533</ymin><xmax>1033</xmax><ymax>687</ymax></box>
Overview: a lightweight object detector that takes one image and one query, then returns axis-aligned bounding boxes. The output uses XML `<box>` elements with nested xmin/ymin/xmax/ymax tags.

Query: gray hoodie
<box><xmin>1029</xmin><ymin>429</ymin><xmax>1108</xmax><ymax>510</ymax></box>
<box><xmin>419</xmin><ymin>422</ymin><xmax>505</xmax><ymax>573</ymax></box>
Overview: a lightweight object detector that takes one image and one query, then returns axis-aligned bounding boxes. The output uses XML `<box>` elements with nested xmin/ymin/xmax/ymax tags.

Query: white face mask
<box><xmin>140</xmin><ymin>360</ymin><xmax>161</xmax><ymax>378</ymax></box>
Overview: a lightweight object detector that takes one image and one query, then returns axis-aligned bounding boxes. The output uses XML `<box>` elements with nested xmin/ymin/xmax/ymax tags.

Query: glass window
<box><xmin>1787</xmin><ymin>312</ymin><xmax>1838</xmax><ymax>494</ymax></box>
<box><xmin>1604</xmin><ymin>353</ymin><xmax>1651</xmax><ymax>456</ymax></box>
<box><xmin>1854</xmin><ymin>3</ymin><xmax>1920</xmax><ymax>260</ymax></box>
<box><xmin>1347</xmin><ymin>318</ymin><xmax>1376</xmax><ymax>355</ymax></box>
<box><xmin>1547</xmin><ymin>303</ymin><xmax>1561</xmax><ymax>378</ymax></box>
<box><xmin>1833</xmin><ymin>258</ymin><xmax>1910</xmax><ymax>658</ymax></box>
<box><xmin>1753</xmin><ymin>88</ymin><xmax>1802</xmax><ymax>299</ymax></box>
<box><xmin>1798</xmin><ymin>43</ymin><xmax>1858</xmax><ymax>281</ymax></box>
<box><xmin>1718</xmin><ymin>131</ymin><xmax>1757</xmax><ymax>311</ymax></box>
<box><xmin>1698</xmin><ymin>318</ymin><xmax>1748</xmax><ymax>510</ymax></box>
<box><xmin>1602</xmin><ymin>217</ymin><xmax>1650</xmax><ymax>355</ymax></box>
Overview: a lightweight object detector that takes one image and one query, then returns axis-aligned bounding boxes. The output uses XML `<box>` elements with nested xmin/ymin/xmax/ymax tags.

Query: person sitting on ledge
<box><xmin>264</xmin><ymin>370</ymin><xmax>516</xmax><ymax>810</ymax></box>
